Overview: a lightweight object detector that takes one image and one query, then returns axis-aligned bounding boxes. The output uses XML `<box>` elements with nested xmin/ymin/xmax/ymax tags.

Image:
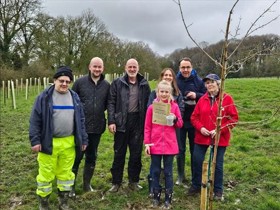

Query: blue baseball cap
<box><xmin>203</xmin><ymin>74</ymin><xmax>220</xmax><ymax>82</ymax></box>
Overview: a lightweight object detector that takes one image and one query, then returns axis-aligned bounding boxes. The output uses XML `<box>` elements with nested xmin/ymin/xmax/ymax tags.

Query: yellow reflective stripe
<box><xmin>57</xmin><ymin>180</ymin><xmax>74</xmax><ymax>185</ymax></box>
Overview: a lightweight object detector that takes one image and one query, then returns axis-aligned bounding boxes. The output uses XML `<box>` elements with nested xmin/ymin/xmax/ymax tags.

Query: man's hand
<box><xmin>108</xmin><ymin>124</ymin><xmax>116</xmax><ymax>134</ymax></box>
<box><xmin>186</xmin><ymin>91</ymin><xmax>196</xmax><ymax>99</ymax></box>
<box><xmin>31</xmin><ymin>144</ymin><xmax>41</xmax><ymax>152</ymax></box>
<box><xmin>82</xmin><ymin>144</ymin><xmax>87</xmax><ymax>151</ymax></box>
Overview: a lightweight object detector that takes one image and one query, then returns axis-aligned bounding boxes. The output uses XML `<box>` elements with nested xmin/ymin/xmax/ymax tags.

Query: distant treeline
<box><xmin>1</xmin><ymin>0</ymin><xmax>279</xmax><ymax>81</ymax></box>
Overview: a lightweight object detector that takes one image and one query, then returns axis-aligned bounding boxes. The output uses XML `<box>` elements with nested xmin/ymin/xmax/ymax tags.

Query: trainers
<box><xmin>214</xmin><ymin>192</ymin><xmax>224</xmax><ymax>201</ymax></box>
<box><xmin>187</xmin><ymin>186</ymin><xmax>200</xmax><ymax>196</ymax></box>
<box><xmin>128</xmin><ymin>182</ymin><xmax>143</xmax><ymax>191</ymax></box>
<box><xmin>108</xmin><ymin>184</ymin><xmax>120</xmax><ymax>193</ymax></box>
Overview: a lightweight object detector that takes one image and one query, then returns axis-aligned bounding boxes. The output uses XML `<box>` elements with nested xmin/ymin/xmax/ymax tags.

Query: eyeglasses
<box><xmin>180</xmin><ymin>66</ymin><xmax>192</xmax><ymax>69</ymax></box>
<box><xmin>58</xmin><ymin>79</ymin><xmax>71</xmax><ymax>84</ymax></box>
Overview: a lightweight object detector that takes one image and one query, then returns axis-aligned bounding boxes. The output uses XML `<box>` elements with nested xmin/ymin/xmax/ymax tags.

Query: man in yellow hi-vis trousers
<box><xmin>29</xmin><ymin>66</ymin><xmax>88</xmax><ymax>210</ymax></box>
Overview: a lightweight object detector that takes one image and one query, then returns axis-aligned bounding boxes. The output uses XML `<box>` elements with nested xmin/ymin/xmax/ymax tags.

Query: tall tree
<box><xmin>0</xmin><ymin>0</ymin><xmax>41</xmax><ymax>67</ymax></box>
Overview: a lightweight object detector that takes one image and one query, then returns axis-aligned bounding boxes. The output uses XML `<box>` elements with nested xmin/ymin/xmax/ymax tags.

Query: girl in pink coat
<box><xmin>144</xmin><ymin>80</ymin><xmax>183</xmax><ymax>208</ymax></box>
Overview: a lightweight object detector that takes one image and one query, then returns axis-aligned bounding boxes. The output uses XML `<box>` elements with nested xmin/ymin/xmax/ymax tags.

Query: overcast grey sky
<box><xmin>42</xmin><ymin>0</ymin><xmax>280</xmax><ymax>56</ymax></box>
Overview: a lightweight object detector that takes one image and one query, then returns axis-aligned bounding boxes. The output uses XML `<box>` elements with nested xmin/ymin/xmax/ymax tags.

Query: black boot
<box><xmin>152</xmin><ymin>188</ymin><xmax>161</xmax><ymax>207</ymax></box>
<box><xmin>83</xmin><ymin>163</ymin><xmax>95</xmax><ymax>192</ymax></box>
<box><xmin>58</xmin><ymin>190</ymin><xmax>72</xmax><ymax>210</ymax></box>
<box><xmin>69</xmin><ymin>168</ymin><xmax>78</xmax><ymax>198</ymax></box>
<box><xmin>176</xmin><ymin>156</ymin><xmax>186</xmax><ymax>185</ymax></box>
<box><xmin>164</xmin><ymin>189</ymin><xmax>173</xmax><ymax>209</ymax></box>
<box><xmin>147</xmin><ymin>174</ymin><xmax>153</xmax><ymax>198</ymax></box>
<box><xmin>38</xmin><ymin>195</ymin><xmax>50</xmax><ymax>210</ymax></box>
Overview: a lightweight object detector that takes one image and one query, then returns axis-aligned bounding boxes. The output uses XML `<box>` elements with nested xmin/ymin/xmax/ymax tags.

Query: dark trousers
<box><xmin>111</xmin><ymin>113</ymin><xmax>143</xmax><ymax>184</ymax></box>
<box><xmin>192</xmin><ymin>144</ymin><xmax>226</xmax><ymax>193</ymax></box>
<box><xmin>151</xmin><ymin>155</ymin><xmax>174</xmax><ymax>191</ymax></box>
<box><xmin>73</xmin><ymin>133</ymin><xmax>102</xmax><ymax>170</ymax></box>
<box><xmin>178</xmin><ymin>126</ymin><xmax>195</xmax><ymax>178</ymax></box>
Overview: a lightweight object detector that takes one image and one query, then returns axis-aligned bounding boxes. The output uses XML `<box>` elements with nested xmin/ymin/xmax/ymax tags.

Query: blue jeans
<box><xmin>151</xmin><ymin>155</ymin><xmax>174</xmax><ymax>191</ymax></box>
<box><xmin>192</xmin><ymin>144</ymin><xmax>226</xmax><ymax>193</ymax></box>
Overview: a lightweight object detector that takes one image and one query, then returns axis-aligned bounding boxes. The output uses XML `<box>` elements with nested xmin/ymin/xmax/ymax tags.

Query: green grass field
<box><xmin>0</xmin><ymin>78</ymin><xmax>279</xmax><ymax>210</ymax></box>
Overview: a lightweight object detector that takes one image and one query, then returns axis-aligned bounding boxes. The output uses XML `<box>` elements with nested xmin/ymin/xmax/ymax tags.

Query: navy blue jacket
<box><xmin>29</xmin><ymin>85</ymin><xmax>88</xmax><ymax>155</ymax></box>
<box><xmin>176</xmin><ymin>70</ymin><xmax>206</xmax><ymax>128</ymax></box>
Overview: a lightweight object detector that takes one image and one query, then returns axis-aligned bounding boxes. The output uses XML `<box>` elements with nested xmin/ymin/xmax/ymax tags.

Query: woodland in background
<box><xmin>1</xmin><ymin>0</ymin><xmax>279</xmax><ymax>81</ymax></box>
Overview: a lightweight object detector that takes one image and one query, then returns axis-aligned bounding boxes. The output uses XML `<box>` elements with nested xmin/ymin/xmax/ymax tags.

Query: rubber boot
<box><xmin>176</xmin><ymin>156</ymin><xmax>186</xmax><ymax>185</ymax></box>
<box><xmin>152</xmin><ymin>188</ymin><xmax>161</xmax><ymax>207</ymax></box>
<box><xmin>147</xmin><ymin>174</ymin><xmax>153</xmax><ymax>198</ymax></box>
<box><xmin>69</xmin><ymin>168</ymin><xmax>78</xmax><ymax>198</ymax></box>
<box><xmin>58</xmin><ymin>190</ymin><xmax>72</xmax><ymax>210</ymax></box>
<box><xmin>38</xmin><ymin>195</ymin><xmax>50</xmax><ymax>210</ymax></box>
<box><xmin>83</xmin><ymin>163</ymin><xmax>95</xmax><ymax>192</ymax></box>
<box><xmin>164</xmin><ymin>189</ymin><xmax>173</xmax><ymax>209</ymax></box>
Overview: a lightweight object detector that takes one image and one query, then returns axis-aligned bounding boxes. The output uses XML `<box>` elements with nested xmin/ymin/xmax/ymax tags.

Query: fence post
<box><xmin>21</xmin><ymin>78</ymin><xmax>23</xmax><ymax>92</ymax></box>
<box><xmin>38</xmin><ymin>77</ymin><xmax>41</xmax><ymax>94</ymax></box>
<box><xmin>43</xmin><ymin>77</ymin><xmax>46</xmax><ymax>89</ymax></box>
<box><xmin>7</xmin><ymin>80</ymin><xmax>11</xmax><ymax>99</ymax></box>
<box><xmin>25</xmin><ymin>79</ymin><xmax>29</xmax><ymax>100</ymax></box>
<box><xmin>16</xmin><ymin>79</ymin><xmax>19</xmax><ymax>96</ymax></box>
<box><xmin>2</xmin><ymin>81</ymin><xmax>6</xmax><ymax>105</ymax></box>
<box><xmin>11</xmin><ymin>80</ymin><xmax>16</xmax><ymax>109</ymax></box>
<box><xmin>29</xmin><ymin>77</ymin><xmax>33</xmax><ymax>94</ymax></box>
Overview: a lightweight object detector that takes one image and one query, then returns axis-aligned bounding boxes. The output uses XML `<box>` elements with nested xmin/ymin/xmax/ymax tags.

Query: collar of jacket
<box><xmin>44</xmin><ymin>84</ymin><xmax>55</xmax><ymax>97</ymax></box>
<box><xmin>122</xmin><ymin>73</ymin><xmax>146</xmax><ymax>85</ymax></box>
<box><xmin>177</xmin><ymin>69</ymin><xmax>197</xmax><ymax>80</ymax></box>
<box><xmin>87</xmin><ymin>72</ymin><xmax>105</xmax><ymax>84</ymax></box>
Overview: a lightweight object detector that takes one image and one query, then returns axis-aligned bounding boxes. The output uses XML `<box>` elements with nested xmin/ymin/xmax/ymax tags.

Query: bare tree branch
<box><xmin>176</xmin><ymin>0</ymin><xmax>222</xmax><ymax>68</ymax></box>
<box><xmin>228</xmin><ymin>0</ymin><xmax>279</xmax><ymax>59</ymax></box>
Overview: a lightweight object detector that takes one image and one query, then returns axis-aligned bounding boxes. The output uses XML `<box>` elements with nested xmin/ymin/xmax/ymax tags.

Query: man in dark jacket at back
<box><xmin>176</xmin><ymin>57</ymin><xmax>206</xmax><ymax>187</ymax></box>
<box><xmin>107</xmin><ymin>58</ymin><xmax>151</xmax><ymax>192</ymax></box>
<box><xmin>70</xmin><ymin>57</ymin><xmax>110</xmax><ymax>196</ymax></box>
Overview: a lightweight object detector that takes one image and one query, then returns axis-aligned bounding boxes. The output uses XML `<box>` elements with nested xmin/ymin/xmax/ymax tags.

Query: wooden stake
<box><xmin>200</xmin><ymin>161</ymin><xmax>208</xmax><ymax>210</ymax></box>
